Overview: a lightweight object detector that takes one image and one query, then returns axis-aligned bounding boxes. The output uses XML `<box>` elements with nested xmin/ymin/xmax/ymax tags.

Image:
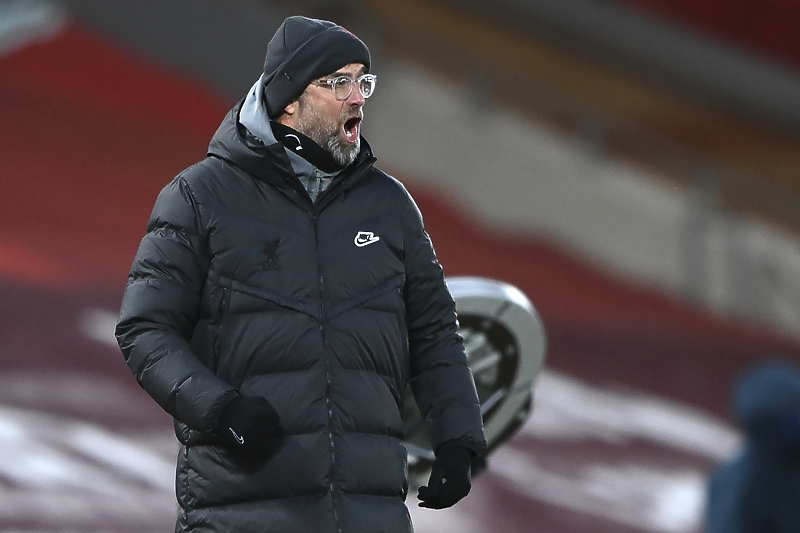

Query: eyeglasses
<box><xmin>312</xmin><ymin>74</ymin><xmax>377</xmax><ymax>100</ymax></box>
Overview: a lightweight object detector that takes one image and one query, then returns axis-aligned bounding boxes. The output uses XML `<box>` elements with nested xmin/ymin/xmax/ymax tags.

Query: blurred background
<box><xmin>2</xmin><ymin>0</ymin><xmax>800</xmax><ymax>531</ymax></box>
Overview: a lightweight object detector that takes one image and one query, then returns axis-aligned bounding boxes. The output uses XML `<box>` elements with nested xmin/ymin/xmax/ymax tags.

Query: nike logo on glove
<box><xmin>229</xmin><ymin>428</ymin><xmax>245</xmax><ymax>445</ymax></box>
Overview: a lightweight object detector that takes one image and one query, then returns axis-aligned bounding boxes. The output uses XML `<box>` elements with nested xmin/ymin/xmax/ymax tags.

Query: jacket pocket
<box><xmin>327</xmin><ymin>272</ymin><xmax>406</xmax><ymax>320</ymax></box>
<box><xmin>211</xmin><ymin>270</ymin><xmax>316</xmax><ymax>319</ymax></box>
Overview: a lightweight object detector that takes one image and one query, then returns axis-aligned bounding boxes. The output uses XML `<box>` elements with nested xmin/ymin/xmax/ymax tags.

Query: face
<box><xmin>281</xmin><ymin>63</ymin><xmax>367</xmax><ymax>166</ymax></box>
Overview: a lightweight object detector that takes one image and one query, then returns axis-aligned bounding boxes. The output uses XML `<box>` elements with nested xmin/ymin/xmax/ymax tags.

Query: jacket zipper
<box><xmin>212</xmin><ymin>285</ymin><xmax>230</xmax><ymax>375</ymax></box>
<box><xmin>314</xmin><ymin>209</ymin><xmax>341</xmax><ymax>533</ymax></box>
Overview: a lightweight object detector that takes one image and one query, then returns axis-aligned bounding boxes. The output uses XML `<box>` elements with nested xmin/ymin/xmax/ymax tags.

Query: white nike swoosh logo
<box><xmin>354</xmin><ymin>231</ymin><xmax>380</xmax><ymax>247</ymax></box>
<box><xmin>284</xmin><ymin>134</ymin><xmax>303</xmax><ymax>150</ymax></box>
<box><xmin>229</xmin><ymin>428</ymin><xmax>245</xmax><ymax>445</ymax></box>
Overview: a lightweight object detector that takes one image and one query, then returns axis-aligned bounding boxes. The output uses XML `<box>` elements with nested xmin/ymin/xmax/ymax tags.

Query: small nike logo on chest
<box><xmin>354</xmin><ymin>231</ymin><xmax>380</xmax><ymax>247</ymax></box>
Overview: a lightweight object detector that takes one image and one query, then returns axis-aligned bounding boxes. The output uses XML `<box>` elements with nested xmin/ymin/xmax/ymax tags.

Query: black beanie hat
<box><xmin>263</xmin><ymin>16</ymin><xmax>371</xmax><ymax>118</ymax></box>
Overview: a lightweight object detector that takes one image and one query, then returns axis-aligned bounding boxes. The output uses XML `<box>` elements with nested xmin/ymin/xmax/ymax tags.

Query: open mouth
<box><xmin>343</xmin><ymin>116</ymin><xmax>361</xmax><ymax>143</ymax></box>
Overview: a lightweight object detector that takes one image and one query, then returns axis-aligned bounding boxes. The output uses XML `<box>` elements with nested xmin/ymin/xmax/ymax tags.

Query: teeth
<box><xmin>342</xmin><ymin>117</ymin><xmax>361</xmax><ymax>143</ymax></box>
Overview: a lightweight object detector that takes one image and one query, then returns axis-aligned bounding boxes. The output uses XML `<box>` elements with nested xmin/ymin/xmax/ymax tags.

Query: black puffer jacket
<box><xmin>115</xmin><ymin>102</ymin><xmax>486</xmax><ymax>533</ymax></box>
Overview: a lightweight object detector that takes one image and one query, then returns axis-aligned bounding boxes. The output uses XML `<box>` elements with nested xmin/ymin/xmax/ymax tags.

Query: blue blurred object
<box><xmin>706</xmin><ymin>361</ymin><xmax>800</xmax><ymax>533</ymax></box>
<box><xmin>778</xmin><ymin>405</ymin><xmax>800</xmax><ymax>443</ymax></box>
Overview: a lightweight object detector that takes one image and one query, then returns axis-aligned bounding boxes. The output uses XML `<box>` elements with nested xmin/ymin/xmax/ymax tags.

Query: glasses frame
<box><xmin>312</xmin><ymin>74</ymin><xmax>377</xmax><ymax>101</ymax></box>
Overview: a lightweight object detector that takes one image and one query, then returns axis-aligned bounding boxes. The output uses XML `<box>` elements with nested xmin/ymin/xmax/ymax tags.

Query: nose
<box><xmin>347</xmin><ymin>85</ymin><xmax>366</xmax><ymax>106</ymax></box>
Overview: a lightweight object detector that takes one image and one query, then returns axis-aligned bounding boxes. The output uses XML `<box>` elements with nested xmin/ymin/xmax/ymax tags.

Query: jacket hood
<box><xmin>734</xmin><ymin>362</ymin><xmax>800</xmax><ymax>457</ymax></box>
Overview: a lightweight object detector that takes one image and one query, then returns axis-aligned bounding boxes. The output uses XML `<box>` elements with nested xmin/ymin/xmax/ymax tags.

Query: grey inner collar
<box><xmin>286</xmin><ymin>150</ymin><xmax>338</xmax><ymax>202</ymax></box>
<box><xmin>240</xmin><ymin>75</ymin><xmax>338</xmax><ymax>202</ymax></box>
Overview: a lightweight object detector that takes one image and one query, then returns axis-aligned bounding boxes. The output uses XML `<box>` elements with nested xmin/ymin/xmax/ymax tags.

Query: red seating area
<box><xmin>615</xmin><ymin>0</ymin><xmax>800</xmax><ymax>69</ymax></box>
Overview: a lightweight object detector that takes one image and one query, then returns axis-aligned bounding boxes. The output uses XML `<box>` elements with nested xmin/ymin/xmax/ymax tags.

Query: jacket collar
<box><xmin>207</xmin><ymin>99</ymin><xmax>376</xmax><ymax>200</ymax></box>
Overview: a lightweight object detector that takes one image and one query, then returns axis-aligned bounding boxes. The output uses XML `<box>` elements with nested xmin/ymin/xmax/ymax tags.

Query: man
<box><xmin>706</xmin><ymin>362</ymin><xmax>800</xmax><ymax>533</ymax></box>
<box><xmin>116</xmin><ymin>15</ymin><xmax>486</xmax><ymax>533</ymax></box>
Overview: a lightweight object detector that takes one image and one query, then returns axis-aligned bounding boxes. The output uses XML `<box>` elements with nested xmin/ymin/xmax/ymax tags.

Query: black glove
<box><xmin>417</xmin><ymin>443</ymin><xmax>474</xmax><ymax>509</ymax></box>
<box><xmin>217</xmin><ymin>395</ymin><xmax>281</xmax><ymax>455</ymax></box>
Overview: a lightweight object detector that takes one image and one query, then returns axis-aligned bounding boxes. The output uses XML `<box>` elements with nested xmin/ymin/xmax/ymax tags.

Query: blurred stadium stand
<box><xmin>355</xmin><ymin>0</ymin><xmax>800</xmax><ymax>235</ymax></box>
<box><xmin>612</xmin><ymin>0</ymin><xmax>800</xmax><ymax>72</ymax></box>
<box><xmin>45</xmin><ymin>0</ymin><xmax>800</xmax><ymax>340</ymax></box>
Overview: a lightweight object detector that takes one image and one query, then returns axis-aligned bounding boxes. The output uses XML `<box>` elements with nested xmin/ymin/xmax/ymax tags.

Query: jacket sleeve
<box><xmin>115</xmin><ymin>175</ymin><xmax>237</xmax><ymax>433</ymax></box>
<box><xmin>401</xmin><ymin>192</ymin><xmax>486</xmax><ymax>455</ymax></box>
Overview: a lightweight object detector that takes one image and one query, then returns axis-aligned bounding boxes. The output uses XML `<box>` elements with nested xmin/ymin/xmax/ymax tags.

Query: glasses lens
<box><xmin>332</xmin><ymin>78</ymin><xmax>353</xmax><ymax>100</ymax></box>
<box><xmin>359</xmin><ymin>75</ymin><xmax>376</xmax><ymax>98</ymax></box>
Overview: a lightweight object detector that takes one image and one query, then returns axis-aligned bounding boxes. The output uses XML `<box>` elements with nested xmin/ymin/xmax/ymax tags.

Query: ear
<box><xmin>283</xmin><ymin>99</ymin><xmax>299</xmax><ymax>117</ymax></box>
<box><xmin>276</xmin><ymin>98</ymin><xmax>299</xmax><ymax>128</ymax></box>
